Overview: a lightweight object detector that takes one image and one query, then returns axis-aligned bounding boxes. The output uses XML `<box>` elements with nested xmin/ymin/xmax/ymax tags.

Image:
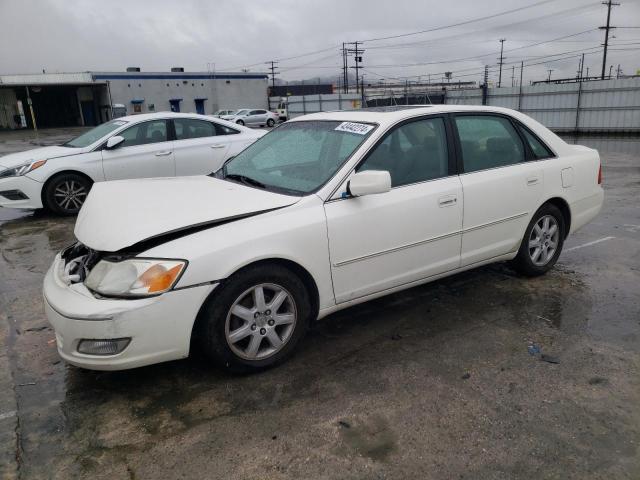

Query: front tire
<box><xmin>196</xmin><ymin>264</ymin><xmax>312</xmax><ymax>372</ymax></box>
<box><xmin>511</xmin><ymin>203</ymin><xmax>565</xmax><ymax>276</ymax></box>
<box><xmin>43</xmin><ymin>173</ymin><xmax>92</xmax><ymax>216</ymax></box>
<box><xmin>236</xmin><ymin>120</ymin><xmax>245</xmax><ymax>126</ymax></box>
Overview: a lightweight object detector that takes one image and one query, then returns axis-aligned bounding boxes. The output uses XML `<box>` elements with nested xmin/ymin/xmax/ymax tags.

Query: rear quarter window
<box><xmin>519</xmin><ymin>126</ymin><xmax>555</xmax><ymax>159</ymax></box>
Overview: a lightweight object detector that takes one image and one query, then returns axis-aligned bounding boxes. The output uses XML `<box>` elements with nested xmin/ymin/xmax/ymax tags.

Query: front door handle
<box><xmin>527</xmin><ymin>176</ymin><xmax>540</xmax><ymax>186</ymax></box>
<box><xmin>210</xmin><ymin>144</ymin><xmax>226</xmax><ymax>149</ymax></box>
<box><xmin>438</xmin><ymin>195</ymin><xmax>457</xmax><ymax>207</ymax></box>
<box><xmin>155</xmin><ymin>151</ymin><xmax>172</xmax><ymax>156</ymax></box>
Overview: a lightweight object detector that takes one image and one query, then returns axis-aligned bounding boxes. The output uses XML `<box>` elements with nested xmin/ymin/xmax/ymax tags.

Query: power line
<box><xmin>363</xmin><ymin>2</ymin><xmax>601</xmax><ymax>50</ymax></box>
<box><xmin>359</xmin><ymin>0</ymin><xmax>557</xmax><ymax>42</ymax></box>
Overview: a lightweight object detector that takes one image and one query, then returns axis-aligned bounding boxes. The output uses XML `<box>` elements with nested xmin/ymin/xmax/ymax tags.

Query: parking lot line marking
<box><xmin>565</xmin><ymin>236</ymin><xmax>616</xmax><ymax>252</ymax></box>
<box><xmin>0</xmin><ymin>410</ymin><xmax>17</xmax><ymax>421</ymax></box>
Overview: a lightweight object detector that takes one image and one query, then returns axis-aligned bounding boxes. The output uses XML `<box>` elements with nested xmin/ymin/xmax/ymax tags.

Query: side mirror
<box><xmin>347</xmin><ymin>170</ymin><xmax>391</xmax><ymax>197</ymax></box>
<box><xmin>105</xmin><ymin>136</ymin><xmax>125</xmax><ymax>150</ymax></box>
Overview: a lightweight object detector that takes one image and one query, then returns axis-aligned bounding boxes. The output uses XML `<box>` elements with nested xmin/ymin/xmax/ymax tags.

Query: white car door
<box><xmin>172</xmin><ymin>118</ymin><xmax>231</xmax><ymax>176</ymax></box>
<box><xmin>101</xmin><ymin>119</ymin><xmax>175</xmax><ymax>180</ymax></box>
<box><xmin>247</xmin><ymin>110</ymin><xmax>266</xmax><ymax>126</ymax></box>
<box><xmin>325</xmin><ymin>116</ymin><xmax>463</xmax><ymax>303</ymax></box>
<box><xmin>453</xmin><ymin>114</ymin><xmax>544</xmax><ymax>266</ymax></box>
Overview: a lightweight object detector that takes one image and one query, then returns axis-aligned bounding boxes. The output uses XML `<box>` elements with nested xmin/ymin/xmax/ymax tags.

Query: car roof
<box><xmin>289</xmin><ymin>105</ymin><xmax>526</xmax><ymax>127</ymax></box>
<box><xmin>114</xmin><ymin>112</ymin><xmax>219</xmax><ymax>123</ymax></box>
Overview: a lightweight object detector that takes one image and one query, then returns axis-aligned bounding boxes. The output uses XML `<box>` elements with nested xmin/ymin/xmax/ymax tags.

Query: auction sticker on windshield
<box><xmin>334</xmin><ymin>122</ymin><xmax>374</xmax><ymax>135</ymax></box>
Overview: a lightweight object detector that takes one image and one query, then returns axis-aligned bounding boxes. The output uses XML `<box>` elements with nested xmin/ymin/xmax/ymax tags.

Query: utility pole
<box><xmin>497</xmin><ymin>38</ymin><xmax>506</xmax><ymax>88</ymax></box>
<box><xmin>579</xmin><ymin>53</ymin><xmax>585</xmax><ymax>80</ymax></box>
<box><xmin>266</xmin><ymin>60</ymin><xmax>279</xmax><ymax>91</ymax></box>
<box><xmin>599</xmin><ymin>0</ymin><xmax>619</xmax><ymax>80</ymax></box>
<box><xmin>482</xmin><ymin>65</ymin><xmax>489</xmax><ymax>105</ymax></box>
<box><xmin>576</xmin><ymin>56</ymin><xmax>583</xmax><ymax>80</ymax></box>
<box><xmin>342</xmin><ymin>43</ymin><xmax>348</xmax><ymax>93</ymax></box>
<box><xmin>347</xmin><ymin>42</ymin><xmax>364</xmax><ymax>94</ymax></box>
<box><xmin>511</xmin><ymin>65</ymin><xmax>515</xmax><ymax>87</ymax></box>
<box><xmin>517</xmin><ymin>61</ymin><xmax>524</xmax><ymax>111</ymax></box>
<box><xmin>616</xmin><ymin>64</ymin><xmax>622</xmax><ymax>78</ymax></box>
<box><xmin>547</xmin><ymin>69</ymin><xmax>554</xmax><ymax>82</ymax></box>
<box><xmin>608</xmin><ymin>64</ymin><xmax>613</xmax><ymax>78</ymax></box>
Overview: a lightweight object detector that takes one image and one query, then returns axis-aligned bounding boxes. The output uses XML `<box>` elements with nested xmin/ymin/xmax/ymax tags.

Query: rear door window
<box><xmin>174</xmin><ymin>118</ymin><xmax>216</xmax><ymax>140</ymax></box>
<box><xmin>454</xmin><ymin>115</ymin><xmax>525</xmax><ymax>173</ymax></box>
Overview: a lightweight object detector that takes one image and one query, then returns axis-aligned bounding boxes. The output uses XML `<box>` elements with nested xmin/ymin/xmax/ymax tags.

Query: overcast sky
<box><xmin>1</xmin><ymin>0</ymin><xmax>639</xmax><ymax>85</ymax></box>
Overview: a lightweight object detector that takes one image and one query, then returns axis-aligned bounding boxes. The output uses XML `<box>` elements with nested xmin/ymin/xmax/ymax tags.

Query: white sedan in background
<box><xmin>221</xmin><ymin>108</ymin><xmax>279</xmax><ymax>127</ymax></box>
<box><xmin>0</xmin><ymin>112</ymin><xmax>265</xmax><ymax>215</ymax></box>
<box><xmin>43</xmin><ymin>105</ymin><xmax>603</xmax><ymax>372</ymax></box>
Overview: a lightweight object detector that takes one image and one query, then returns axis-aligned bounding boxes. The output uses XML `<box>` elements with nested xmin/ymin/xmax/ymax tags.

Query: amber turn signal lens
<box><xmin>139</xmin><ymin>264</ymin><xmax>183</xmax><ymax>293</ymax></box>
<box><xmin>30</xmin><ymin>160</ymin><xmax>47</xmax><ymax>171</ymax></box>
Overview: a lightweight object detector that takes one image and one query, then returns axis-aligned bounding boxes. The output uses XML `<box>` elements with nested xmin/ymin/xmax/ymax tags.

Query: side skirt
<box><xmin>316</xmin><ymin>251</ymin><xmax>518</xmax><ymax>320</ymax></box>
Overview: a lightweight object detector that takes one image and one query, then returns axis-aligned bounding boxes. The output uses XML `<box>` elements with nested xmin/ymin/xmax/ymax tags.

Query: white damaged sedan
<box><xmin>43</xmin><ymin>106</ymin><xmax>604</xmax><ymax>372</ymax></box>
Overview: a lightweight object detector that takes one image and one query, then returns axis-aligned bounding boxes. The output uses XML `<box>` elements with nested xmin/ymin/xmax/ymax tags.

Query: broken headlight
<box><xmin>85</xmin><ymin>258</ymin><xmax>186</xmax><ymax>297</ymax></box>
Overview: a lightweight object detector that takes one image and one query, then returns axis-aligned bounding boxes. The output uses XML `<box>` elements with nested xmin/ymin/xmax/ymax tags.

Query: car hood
<box><xmin>74</xmin><ymin>176</ymin><xmax>300</xmax><ymax>252</ymax></box>
<box><xmin>0</xmin><ymin>145</ymin><xmax>80</xmax><ymax>168</ymax></box>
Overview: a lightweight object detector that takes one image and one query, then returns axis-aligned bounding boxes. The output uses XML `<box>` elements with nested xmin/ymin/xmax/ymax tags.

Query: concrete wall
<box><xmin>95</xmin><ymin>73</ymin><xmax>269</xmax><ymax>116</ymax></box>
<box><xmin>444</xmin><ymin>77</ymin><xmax>640</xmax><ymax>133</ymax></box>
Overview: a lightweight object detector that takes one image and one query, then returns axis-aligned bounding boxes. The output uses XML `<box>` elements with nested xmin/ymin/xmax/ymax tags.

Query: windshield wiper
<box><xmin>224</xmin><ymin>173</ymin><xmax>266</xmax><ymax>189</ymax></box>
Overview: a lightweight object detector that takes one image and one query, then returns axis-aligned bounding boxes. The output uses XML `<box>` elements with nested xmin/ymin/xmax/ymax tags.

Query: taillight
<box><xmin>597</xmin><ymin>163</ymin><xmax>602</xmax><ymax>184</ymax></box>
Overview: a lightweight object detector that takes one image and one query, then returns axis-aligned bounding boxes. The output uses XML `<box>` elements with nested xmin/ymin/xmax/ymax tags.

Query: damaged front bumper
<box><xmin>43</xmin><ymin>253</ymin><xmax>216</xmax><ymax>370</ymax></box>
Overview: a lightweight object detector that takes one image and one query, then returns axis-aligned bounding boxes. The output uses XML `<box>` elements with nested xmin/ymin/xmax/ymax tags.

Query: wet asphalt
<box><xmin>0</xmin><ymin>130</ymin><xmax>638</xmax><ymax>479</ymax></box>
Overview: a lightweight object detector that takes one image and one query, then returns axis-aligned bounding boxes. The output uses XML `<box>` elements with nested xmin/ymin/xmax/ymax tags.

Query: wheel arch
<box><xmin>541</xmin><ymin>197</ymin><xmax>572</xmax><ymax>238</ymax></box>
<box><xmin>41</xmin><ymin>170</ymin><xmax>95</xmax><ymax>207</ymax></box>
<box><xmin>189</xmin><ymin>257</ymin><xmax>321</xmax><ymax>346</ymax></box>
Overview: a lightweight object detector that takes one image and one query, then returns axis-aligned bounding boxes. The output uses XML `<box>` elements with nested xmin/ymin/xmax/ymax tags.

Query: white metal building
<box><xmin>0</xmin><ymin>69</ymin><xmax>269</xmax><ymax>130</ymax></box>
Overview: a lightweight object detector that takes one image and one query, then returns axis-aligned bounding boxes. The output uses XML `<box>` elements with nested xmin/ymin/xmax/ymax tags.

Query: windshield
<box><xmin>64</xmin><ymin>120</ymin><xmax>128</xmax><ymax>148</ymax></box>
<box><xmin>235</xmin><ymin>109</ymin><xmax>249</xmax><ymax>116</ymax></box>
<box><xmin>221</xmin><ymin>120</ymin><xmax>376</xmax><ymax>195</ymax></box>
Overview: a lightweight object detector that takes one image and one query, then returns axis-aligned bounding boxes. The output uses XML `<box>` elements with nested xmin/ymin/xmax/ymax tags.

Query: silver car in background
<box><xmin>213</xmin><ymin>109</ymin><xmax>236</xmax><ymax>117</ymax></box>
<box><xmin>221</xmin><ymin>109</ymin><xmax>279</xmax><ymax>127</ymax></box>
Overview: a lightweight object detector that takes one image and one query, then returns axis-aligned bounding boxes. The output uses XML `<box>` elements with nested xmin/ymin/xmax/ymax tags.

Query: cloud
<box><xmin>1</xmin><ymin>0</ymin><xmax>638</xmax><ymax>84</ymax></box>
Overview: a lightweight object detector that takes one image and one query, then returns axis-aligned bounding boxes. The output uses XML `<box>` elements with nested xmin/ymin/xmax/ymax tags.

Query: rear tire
<box><xmin>266</xmin><ymin>119</ymin><xmax>275</xmax><ymax>127</ymax></box>
<box><xmin>43</xmin><ymin>173</ymin><xmax>92</xmax><ymax>216</ymax></box>
<box><xmin>196</xmin><ymin>264</ymin><xmax>312</xmax><ymax>373</ymax></box>
<box><xmin>511</xmin><ymin>203</ymin><xmax>565</xmax><ymax>276</ymax></box>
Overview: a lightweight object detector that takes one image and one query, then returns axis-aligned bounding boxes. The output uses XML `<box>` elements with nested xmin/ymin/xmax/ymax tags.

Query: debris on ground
<box><xmin>540</xmin><ymin>354</ymin><xmax>560</xmax><ymax>364</ymax></box>
<box><xmin>527</xmin><ymin>343</ymin><xmax>541</xmax><ymax>355</ymax></box>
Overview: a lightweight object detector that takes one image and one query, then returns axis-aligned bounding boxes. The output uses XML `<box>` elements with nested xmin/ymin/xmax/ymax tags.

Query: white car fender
<box><xmin>142</xmin><ymin>195</ymin><xmax>336</xmax><ymax>311</ymax></box>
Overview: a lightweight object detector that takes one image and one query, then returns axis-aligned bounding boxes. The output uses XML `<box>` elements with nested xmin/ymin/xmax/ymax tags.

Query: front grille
<box><xmin>61</xmin><ymin>243</ymin><xmax>102</xmax><ymax>284</ymax></box>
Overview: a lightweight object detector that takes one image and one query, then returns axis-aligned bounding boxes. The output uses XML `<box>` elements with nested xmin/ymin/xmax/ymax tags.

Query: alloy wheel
<box><xmin>528</xmin><ymin>215</ymin><xmax>559</xmax><ymax>266</ymax></box>
<box><xmin>225</xmin><ymin>283</ymin><xmax>297</xmax><ymax>360</ymax></box>
<box><xmin>53</xmin><ymin>180</ymin><xmax>87</xmax><ymax>211</ymax></box>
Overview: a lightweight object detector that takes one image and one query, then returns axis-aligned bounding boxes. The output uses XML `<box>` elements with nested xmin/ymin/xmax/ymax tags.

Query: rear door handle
<box><xmin>155</xmin><ymin>151</ymin><xmax>172</xmax><ymax>156</ymax></box>
<box><xmin>210</xmin><ymin>144</ymin><xmax>226</xmax><ymax>149</ymax></box>
<box><xmin>438</xmin><ymin>195</ymin><xmax>457</xmax><ymax>207</ymax></box>
<box><xmin>527</xmin><ymin>176</ymin><xmax>540</xmax><ymax>186</ymax></box>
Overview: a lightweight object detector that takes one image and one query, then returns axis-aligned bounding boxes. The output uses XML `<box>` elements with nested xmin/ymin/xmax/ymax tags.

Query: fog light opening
<box><xmin>77</xmin><ymin>338</ymin><xmax>131</xmax><ymax>356</ymax></box>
